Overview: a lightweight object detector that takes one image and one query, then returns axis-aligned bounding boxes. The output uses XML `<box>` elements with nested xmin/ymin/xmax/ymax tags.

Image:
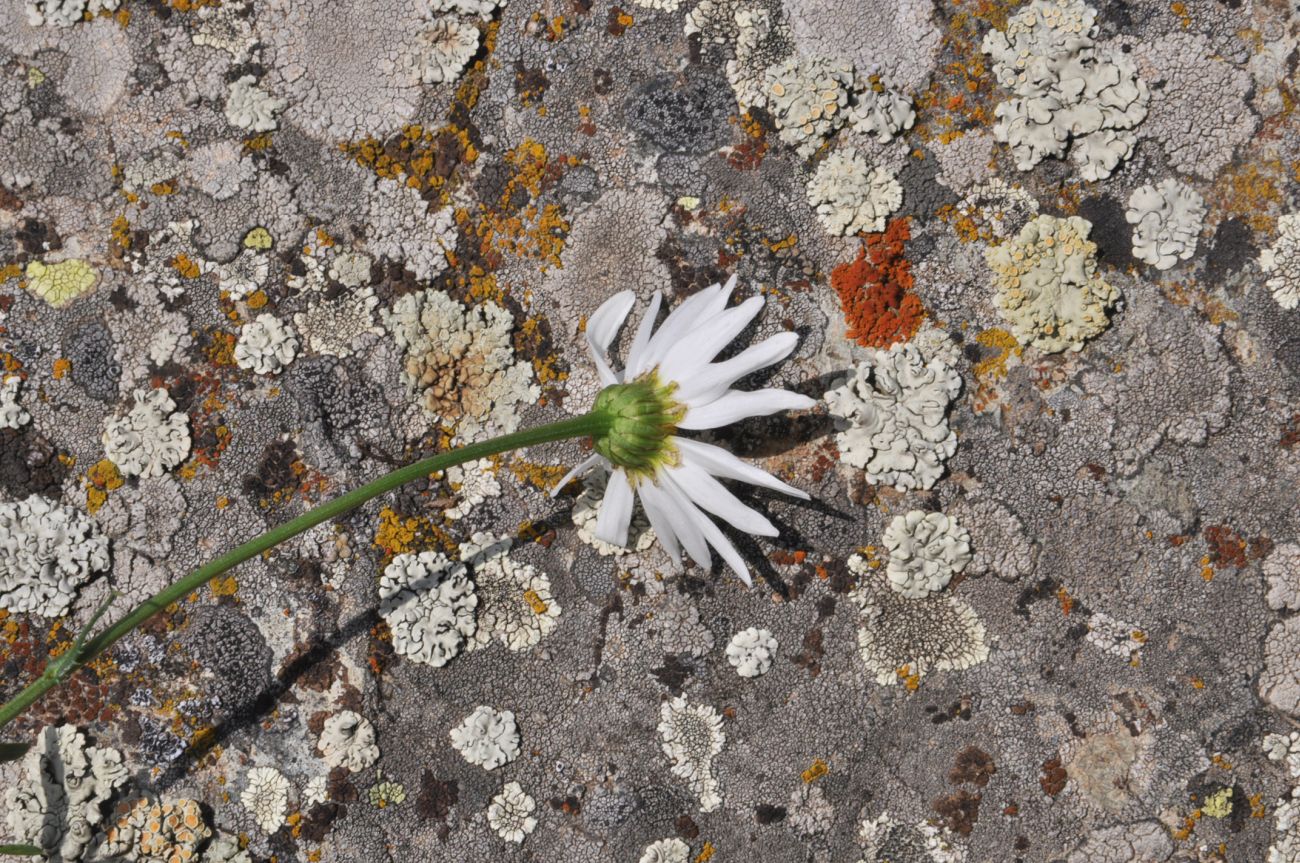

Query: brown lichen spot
<box><xmin>1281</xmin><ymin>414</ymin><xmax>1300</xmax><ymax>449</ymax></box>
<box><xmin>514</xmin><ymin>61</ymin><xmax>551</xmax><ymax>106</ymax></box>
<box><xmin>791</xmin><ymin>627</ymin><xmax>824</xmax><ymax>677</ymax></box>
<box><xmin>932</xmin><ymin>789</ymin><xmax>981</xmax><ymax>836</ymax></box>
<box><xmin>1203</xmin><ymin>523</ymin><xmax>1272</xmax><ymax>570</ymax></box>
<box><xmin>720</xmin><ymin>112</ymin><xmax>769</xmax><ymax>171</ymax></box>
<box><xmin>1040</xmin><ymin>756</ymin><xmax>1067</xmax><ymax>796</ymax></box>
<box><xmin>949</xmin><ymin>746</ymin><xmax>997</xmax><ymax>787</ymax></box>
<box><xmin>1056</xmin><ymin>585</ymin><xmax>1073</xmax><ymax>616</ymax></box>
<box><xmin>417</xmin><ymin>772</ymin><xmax>458</xmax><ymax>832</ymax></box>
<box><xmin>831</xmin><ymin>218</ymin><xmax>925</xmax><ymax>349</ymax></box>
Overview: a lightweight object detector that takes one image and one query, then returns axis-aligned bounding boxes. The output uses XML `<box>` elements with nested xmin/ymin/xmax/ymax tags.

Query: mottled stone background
<box><xmin>1</xmin><ymin>0</ymin><xmax>1299</xmax><ymax>861</ymax></box>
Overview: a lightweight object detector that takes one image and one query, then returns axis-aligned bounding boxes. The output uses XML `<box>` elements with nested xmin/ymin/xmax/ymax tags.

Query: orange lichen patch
<box><xmin>0</xmin><ymin>616</ymin><xmax>122</xmax><ymax>733</ymax></box>
<box><xmin>722</xmin><ymin>111</ymin><xmax>770</xmax><ymax>171</ymax></box>
<box><xmin>458</xmin><ymin>139</ymin><xmax>575</xmax><ymax>270</ymax></box>
<box><xmin>1191</xmin><ymin>676</ymin><xmax>1206</xmax><ymax>689</ymax></box>
<box><xmin>109</xmin><ymin>215</ymin><xmax>132</xmax><ymax>257</ymax></box>
<box><xmin>161</xmin><ymin>0</ymin><xmax>220</xmax><ymax>10</ymax></box>
<box><xmin>523</xmin><ymin>589</ymin><xmax>549</xmax><ymax>614</ymax></box>
<box><xmin>52</xmin><ymin>357</ymin><xmax>71</xmax><ymax>379</ymax></box>
<box><xmin>606</xmin><ymin>7</ymin><xmax>633</xmax><ymax>35</ymax></box>
<box><xmin>1172</xmin><ymin>811</ymin><xmax>1200</xmax><ymax>841</ymax></box>
<box><xmin>801</xmin><ymin>759</ymin><xmax>829</xmax><ymax>783</ymax></box>
<box><xmin>1056</xmin><ymin>586</ymin><xmax>1074</xmax><ymax>616</ymax></box>
<box><xmin>831</xmin><ymin>218</ymin><xmax>925</xmax><ymax>349</ymax></box>
<box><xmin>1251</xmin><ymin>793</ymin><xmax>1268</xmax><ymax>819</ymax></box>
<box><xmin>340</xmin><ymin>122</ymin><xmax>479</xmax><ymax>199</ymax></box>
<box><xmin>1157</xmin><ymin>280</ymin><xmax>1238</xmax><ymax>326</ymax></box>
<box><xmin>0</xmin><ymin>263</ymin><xmax>23</xmax><ymax>283</ymax></box>
<box><xmin>200</xmin><ymin>327</ymin><xmax>238</xmax><ymax>367</ymax></box>
<box><xmin>84</xmin><ymin>458</ymin><xmax>124</xmax><ymax>514</ymax></box>
<box><xmin>938</xmin><ymin>202</ymin><xmax>981</xmax><ymax>244</ymax></box>
<box><xmin>245</xmin><ymin>290</ymin><xmax>268</xmax><ymax>310</ymax></box>
<box><xmin>911</xmin><ymin>0</ymin><xmax>1017</xmax><ymax>141</ymax></box>
<box><xmin>973</xmin><ymin>328</ymin><xmax>1021</xmax><ymax>381</ymax></box>
<box><xmin>896</xmin><ymin>665</ymin><xmax>921</xmax><ymax>691</ymax></box>
<box><xmin>695</xmin><ymin>843</ymin><xmax>715</xmax><ymax>863</ymax></box>
<box><xmin>169</xmin><ymin>253</ymin><xmax>202</xmax><ymax>280</ymax></box>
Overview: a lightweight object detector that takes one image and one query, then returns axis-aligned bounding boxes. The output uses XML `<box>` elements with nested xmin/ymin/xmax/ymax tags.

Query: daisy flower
<box><xmin>554</xmin><ymin>276</ymin><xmax>814</xmax><ymax>585</ymax></box>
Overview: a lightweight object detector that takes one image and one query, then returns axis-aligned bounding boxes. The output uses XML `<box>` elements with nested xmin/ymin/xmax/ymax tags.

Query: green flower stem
<box><xmin>0</xmin><ymin>845</ymin><xmax>41</xmax><ymax>857</ymax></box>
<box><xmin>0</xmin><ymin>411</ymin><xmax>611</xmax><ymax>734</ymax></box>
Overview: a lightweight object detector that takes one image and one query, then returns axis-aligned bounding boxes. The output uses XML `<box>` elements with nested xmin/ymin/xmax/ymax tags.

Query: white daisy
<box><xmin>553</xmin><ymin>276</ymin><xmax>814</xmax><ymax>585</ymax></box>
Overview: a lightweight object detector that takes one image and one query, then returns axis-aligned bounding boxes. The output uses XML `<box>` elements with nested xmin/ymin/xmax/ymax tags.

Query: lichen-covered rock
<box><xmin>1125</xmin><ymin>179</ymin><xmax>1205</xmax><ymax>271</ymax></box>
<box><xmin>985</xmin><ymin>214</ymin><xmax>1119</xmax><ymax>353</ymax></box>
<box><xmin>806</xmin><ymin>150</ymin><xmax>903</xmax><ymax>236</ymax></box>
<box><xmin>463</xmin><ymin>534</ymin><xmax>560</xmax><ymax>651</ymax></box>
<box><xmin>824</xmin><ymin>343</ymin><xmax>961</xmax><ymax>491</ymax></box>
<box><xmin>880</xmin><ymin>510</ymin><xmax>971</xmax><ymax>599</ymax></box>
<box><xmin>450</xmin><ymin>705</ymin><xmax>521</xmax><ymax>770</ymax></box>
<box><xmin>851</xmin><ymin>583</ymin><xmax>988</xmax><ymax>686</ymax></box>
<box><xmin>0</xmin><ymin>494</ymin><xmax>110</xmax><ymax>617</ymax></box>
<box><xmin>102</xmin><ymin>388</ymin><xmax>192</xmax><ymax>478</ymax></box>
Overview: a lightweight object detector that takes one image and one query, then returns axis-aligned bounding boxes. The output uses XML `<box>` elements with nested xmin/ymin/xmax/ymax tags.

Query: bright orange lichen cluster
<box><xmin>831</xmin><ymin>218</ymin><xmax>925</xmax><ymax>349</ymax></box>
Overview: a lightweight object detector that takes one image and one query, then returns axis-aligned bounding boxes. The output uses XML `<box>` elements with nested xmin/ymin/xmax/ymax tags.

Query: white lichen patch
<box><xmin>235</xmin><ymin>313</ymin><xmax>300</xmax><ymax>375</ymax></box>
<box><xmin>759</xmin><ymin>55</ymin><xmax>855</xmax><ymax>158</ymax></box>
<box><xmin>449</xmin><ymin>705</ymin><xmax>521</xmax><ymax>770</ymax></box>
<box><xmin>850</xmin><ymin>79</ymin><xmax>915</xmax><ymax>143</ymax></box>
<box><xmin>982</xmin><ymin>0</ymin><xmax>1148</xmax><ymax>181</ymax></box>
<box><xmin>25</xmin><ymin>0</ymin><xmax>120</xmax><ymax>27</ymax></box>
<box><xmin>378</xmin><ymin>550</ymin><xmax>478</xmax><ymax>667</ymax></box>
<box><xmin>463</xmin><ymin>535</ymin><xmax>561</xmax><ymax>651</ymax></box>
<box><xmin>640</xmin><ymin>838</ymin><xmax>691</xmax><ymax>863</ymax></box>
<box><xmin>1125</xmin><ymin>179</ymin><xmax>1205</xmax><ymax>271</ymax></box>
<box><xmin>658</xmin><ymin>695</ymin><xmax>725</xmax><ymax>812</ymax></box>
<box><xmin>3</xmin><ymin>725</ymin><xmax>129</xmax><ymax>863</ymax></box>
<box><xmin>241</xmin><ymin>766</ymin><xmax>291</xmax><ymax>834</ymax></box>
<box><xmin>419</xmin><ymin>17</ymin><xmax>480</xmax><ymax>84</ymax></box>
<box><xmin>806</xmin><ymin>150</ymin><xmax>903</xmax><ymax>236</ymax></box>
<box><xmin>824</xmin><ymin>343</ymin><xmax>961</xmax><ymax>492</ymax></box>
<box><xmin>1261</xmin><ymin>213</ymin><xmax>1300</xmax><ymax>310</ymax></box>
<box><xmin>1084</xmin><ymin>612</ymin><xmax>1145</xmax><ymax>661</ymax></box>
<box><xmin>0</xmin><ymin>374</ymin><xmax>31</xmax><ymax>429</ymax></box>
<box><xmin>365</xmin><ymin>178</ymin><xmax>458</xmax><ymax>281</ymax></box>
<box><xmin>487</xmin><ymin>781</ymin><xmax>537</xmax><ymax>844</ymax></box>
<box><xmin>985</xmin><ymin>214</ymin><xmax>1119</xmax><ymax>353</ymax></box>
<box><xmin>852</xmin><ymin>583</ymin><xmax>989</xmax><ymax>686</ymax></box>
<box><xmin>857</xmin><ymin>812</ymin><xmax>966</xmax><ymax>863</ymax></box>
<box><xmin>385</xmin><ymin>289</ymin><xmax>539</xmax><ymax>442</ymax></box>
<box><xmin>441</xmin><ymin>458</ymin><xmax>501</xmax><ymax>521</ymax></box>
<box><xmin>1266</xmin><ymin>543</ymin><xmax>1300</xmax><ymax>612</ymax></box>
<box><xmin>319</xmin><ymin>710</ymin><xmax>380</xmax><ymax>772</ymax></box>
<box><xmin>215</xmin><ymin>250</ymin><xmax>270</xmax><ymax>300</ymax></box>
<box><xmin>1264</xmin><ymin>731</ymin><xmax>1300</xmax><ymax>779</ymax></box>
<box><xmin>102</xmin><ymin>387</ymin><xmax>192</xmax><ymax>478</ymax></box>
<box><xmin>881</xmin><ymin>510</ymin><xmax>971</xmax><ymax>599</ymax></box>
<box><xmin>0</xmin><ymin>494</ymin><xmax>110</xmax><ymax>618</ymax></box>
<box><xmin>726</xmin><ymin>627</ymin><xmax>777</xmax><ymax>677</ymax></box>
<box><xmin>224</xmin><ymin>75</ymin><xmax>285</xmax><ymax>132</ymax></box>
<box><xmin>101</xmin><ymin>797</ymin><xmax>212</xmax><ymax>863</ymax></box>
<box><xmin>1261</xmin><ymin>617</ymin><xmax>1300</xmax><ymax>716</ymax></box>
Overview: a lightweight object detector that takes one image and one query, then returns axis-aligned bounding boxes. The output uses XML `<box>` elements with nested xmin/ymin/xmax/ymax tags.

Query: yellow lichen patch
<box><xmin>243</xmin><ymin>226</ymin><xmax>273</xmax><ymax>250</ymax></box>
<box><xmin>523</xmin><ymin>589</ymin><xmax>548</xmax><ymax>614</ymax></box>
<box><xmin>25</xmin><ymin>259</ymin><xmax>98</xmax><ymax>307</ymax></box>
<box><xmin>165</xmin><ymin>129</ymin><xmax>190</xmax><ymax>148</ymax></box>
<box><xmin>149</xmin><ymin>181</ymin><xmax>177</xmax><ymax>196</ymax></box>
<box><xmin>973</xmin><ymin>328</ymin><xmax>1022</xmax><ymax>381</ymax></box>
<box><xmin>209</xmin><ymin>576</ymin><xmax>238</xmax><ymax>598</ymax></box>
<box><xmin>801</xmin><ymin>758</ymin><xmax>829</xmax><ymax>783</ymax></box>
<box><xmin>162</xmin><ymin>0</ymin><xmax>220</xmax><ymax>10</ymax></box>
<box><xmin>509</xmin><ymin>458</ymin><xmax>566</xmax><ymax>493</ymax></box>
<box><xmin>84</xmin><ymin>459</ymin><xmax>124</xmax><ymax>514</ymax></box>
<box><xmin>339</xmin><ymin>122</ymin><xmax>480</xmax><ymax>198</ymax></box>
<box><xmin>896</xmin><ymin>664</ymin><xmax>921</xmax><ymax>691</ymax></box>
<box><xmin>461</xmin><ymin>140</ymin><xmax>575</xmax><ymax>269</ymax></box>
<box><xmin>1202</xmin><ymin>787</ymin><xmax>1233</xmax><ymax>818</ymax></box>
<box><xmin>911</xmin><ymin>0</ymin><xmax>1017</xmax><ymax>141</ymax></box>
<box><xmin>246</xmin><ymin>290</ymin><xmax>269</xmax><ymax>310</ymax></box>
<box><xmin>202</xmin><ymin>328</ymin><xmax>239</xmax><ymax>367</ymax></box>
<box><xmin>242</xmin><ymin>133</ymin><xmax>274</xmax><ymax>153</ymax></box>
<box><xmin>372</xmin><ymin>506</ymin><xmax>452</xmax><ymax>559</ymax></box>
<box><xmin>110</xmin><ymin>215</ymin><xmax>132</xmax><ymax>256</ymax></box>
<box><xmin>52</xmin><ymin>358</ymin><xmax>71</xmax><ymax>379</ymax></box>
<box><xmin>0</xmin><ymin>262</ymin><xmax>23</xmax><ymax>283</ymax></box>
<box><xmin>695</xmin><ymin>843</ymin><xmax>715</xmax><ymax>863</ymax></box>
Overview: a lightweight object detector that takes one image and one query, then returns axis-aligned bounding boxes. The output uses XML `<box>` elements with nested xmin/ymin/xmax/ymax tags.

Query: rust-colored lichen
<box><xmin>1203</xmin><ymin>524</ymin><xmax>1273</xmax><ymax>571</ymax></box>
<box><xmin>1040</xmin><ymin>756</ymin><xmax>1067</xmax><ymax>796</ymax></box>
<box><xmin>830</xmin><ymin>218</ymin><xmax>925</xmax><ymax>349</ymax></box>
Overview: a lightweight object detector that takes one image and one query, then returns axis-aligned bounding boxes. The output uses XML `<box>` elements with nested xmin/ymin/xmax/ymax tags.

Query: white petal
<box><xmin>642</xmin><ymin>479</ymin><xmax>712</xmax><ymax>570</ymax></box>
<box><xmin>658</xmin><ymin>295</ymin><xmax>765</xmax><ymax>383</ymax></box>
<box><xmin>549</xmin><ymin>453</ymin><xmax>602</xmax><ymax>498</ymax></box>
<box><xmin>659</xmin><ymin>472</ymin><xmax>753</xmax><ymax>586</ymax></box>
<box><xmin>678</xmin><ymin>389</ymin><xmax>816</xmax><ymax>430</ymax></box>
<box><xmin>636</xmin><ymin>479</ymin><xmax>682</xmax><ymax>564</ymax></box>
<box><xmin>585</xmin><ymin>290</ymin><xmax>635</xmax><ymax>386</ymax></box>
<box><xmin>663</xmin><ymin>460</ymin><xmax>777</xmax><ymax>536</ymax></box>
<box><xmin>628</xmin><ymin>277</ymin><xmax>734</xmax><ymax>377</ymax></box>
<box><xmin>674</xmin><ymin>437</ymin><xmax>809</xmax><ymax>500</ymax></box>
<box><xmin>623</xmin><ymin>291</ymin><xmax>662</xmax><ymax>378</ymax></box>
<box><xmin>593</xmin><ymin>468</ymin><xmax>635</xmax><ymax>547</ymax></box>
<box><xmin>674</xmin><ymin>331</ymin><xmax>801</xmax><ymax>407</ymax></box>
